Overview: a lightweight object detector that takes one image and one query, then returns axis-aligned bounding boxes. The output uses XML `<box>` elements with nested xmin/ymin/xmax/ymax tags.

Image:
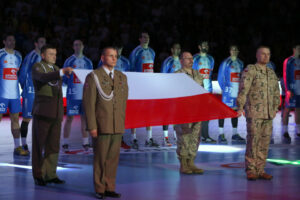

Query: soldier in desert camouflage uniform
<box><xmin>174</xmin><ymin>52</ymin><xmax>204</xmax><ymax>174</ymax></box>
<box><xmin>237</xmin><ymin>46</ymin><xmax>280</xmax><ymax>180</ymax></box>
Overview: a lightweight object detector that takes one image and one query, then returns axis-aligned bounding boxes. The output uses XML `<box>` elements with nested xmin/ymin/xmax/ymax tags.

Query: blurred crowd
<box><xmin>1</xmin><ymin>0</ymin><xmax>299</xmax><ymax>77</ymax></box>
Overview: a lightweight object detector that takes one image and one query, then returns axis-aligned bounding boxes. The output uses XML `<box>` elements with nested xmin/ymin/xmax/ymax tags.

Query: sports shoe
<box><xmin>232</xmin><ymin>134</ymin><xmax>245</xmax><ymax>141</ymax></box>
<box><xmin>62</xmin><ymin>144</ymin><xmax>69</xmax><ymax>152</ymax></box>
<box><xmin>163</xmin><ymin>137</ymin><xmax>172</xmax><ymax>147</ymax></box>
<box><xmin>132</xmin><ymin>139</ymin><xmax>139</xmax><ymax>150</ymax></box>
<box><xmin>145</xmin><ymin>138</ymin><xmax>160</xmax><ymax>147</ymax></box>
<box><xmin>22</xmin><ymin>144</ymin><xmax>30</xmax><ymax>155</ymax></box>
<box><xmin>218</xmin><ymin>134</ymin><xmax>227</xmax><ymax>143</ymax></box>
<box><xmin>82</xmin><ymin>144</ymin><xmax>90</xmax><ymax>151</ymax></box>
<box><xmin>202</xmin><ymin>137</ymin><xmax>216</xmax><ymax>143</ymax></box>
<box><xmin>121</xmin><ymin>140</ymin><xmax>131</xmax><ymax>149</ymax></box>
<box><xmin>283</xmin><ymin>132</ymin><xmax>291</xmax><ymax>140</ymax></box>
<box><xmin>14</xmin><ymin>146</ymin><xmax>29</xmax><ymax>156</ymax></box>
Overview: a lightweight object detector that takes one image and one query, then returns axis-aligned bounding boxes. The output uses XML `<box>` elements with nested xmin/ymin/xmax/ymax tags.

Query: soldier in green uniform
<box><xmin>174</xmin><ymin>52</ymin><xmax>204</xmax><ymax>174</ymax></box>
<box><xmin>31</xmin><ymin>44</ymin><xmax>73</xmax><ymax>186</ymax></box>
<box><xmin>237</xmin><ymin>46</ymin><xmax>280</xmax><ymax>180</ymax></box>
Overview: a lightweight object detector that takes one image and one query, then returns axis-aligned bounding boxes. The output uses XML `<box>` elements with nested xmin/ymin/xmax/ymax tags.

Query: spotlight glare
<box><xmin>198</xmin><ymin>145</ymin><xmax>244</xmax><ymax>153</ymax></box>
<box><xmin>0</xmin><ymin>163</ymin><xmax>67</xmax><ymax>170</ymax></box>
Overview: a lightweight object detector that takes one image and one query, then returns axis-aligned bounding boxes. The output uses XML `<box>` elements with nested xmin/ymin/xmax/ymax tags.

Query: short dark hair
<box><xmin>139</xmin><ymin>31</ymin><xmax>149</xmax><ymax>38</ymax></box>
<box><xmin>34</xmin><ymin>35</ymin><xmax>46</xmax><ymax>43</ymax></box>
<box><xmin>101</xmin><ymin>47</ymin><xmax>117</xmax><ymax>56</ymax></box>
<box><xmin>41</xmin><ymin>44</ymin><xmax>56</xmax><ymax>54</ymax></box>
<box><xmin>256</xmin><ymin>45</ymin><xmax>270</xmax><ymax>52</ymax></box>
<box><xmin>2</xmin><ymin>33</ymin><xmax>15</xmax><ymax>41</ymax></box>
<box><xmin>171</xmin><ymin>42</ymin><xmax>180</xmax><ymax>49</ymax></box>
<box><xmin>197</xmin><ymin>40</ymin><xmax>208</xmax><ymax>46</ymax></box>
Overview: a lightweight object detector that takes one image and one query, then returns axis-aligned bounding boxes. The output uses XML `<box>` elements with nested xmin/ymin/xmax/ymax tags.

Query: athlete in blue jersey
<box><xmin>62</xmin><ymin>40</ymin><xmax>93</xmax><ymax>152</ymax></box>
<box><xmin>129</xmin><ymin>32</ymin><xmax>159</xmax><ymax>149</ymax></box>
<box><xmin>0</xmin><ymin>34</ymin><xmax>27</xmax><ymax>156</ymax></box>
<box><xmin>18</xmin><ymin>36</ymin><xmax>46</xmax><ymax>153</ymax></box>
<box><xmin>282</xmin><ymin>44</ymin><xmax>300</xmax><ymax>139</ymax></box>
<box><xmin>161</xmin><ymin>43</ymin><xmax>181</xmax><ymax>146</ymax></box>
<box><xmin>267</xmin><ymin>61</ymin><xmax>276</xmax><ymax>71</ymax></box>
<box><xmin>193</xmin><ymin>41</ymin><xmax>216</xmax><ymax>143</ymax></box>
<box><xmin>217</xmin><ymin>45</ymin><xmax>245</xmax><ymax>143</ymax></box>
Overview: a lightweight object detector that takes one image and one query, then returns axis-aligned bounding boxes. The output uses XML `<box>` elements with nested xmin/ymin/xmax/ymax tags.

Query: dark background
<box><xmin>1</xmin><ymin>0</ymin><xmax>299</xmax><ymax>78</ymax></box>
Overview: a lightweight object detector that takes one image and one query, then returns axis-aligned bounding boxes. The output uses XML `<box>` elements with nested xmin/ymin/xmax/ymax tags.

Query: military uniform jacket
<box><xmin>176</xmin><ymin>68</ymin><xmax>204</xmax><ymax>87</ymax></box>
<box><xmin>31</xmin><ymin>60</ymin><xmax>63</xmax><ymax>120</ymax></box>
<box><xmin>83</xmin><ymin>67</ymin><xmax>128</xmax><ymax>134</ymax></box>
<box><xmin>175</xmin><ymin>68</ymin><xmax>204</xmax><ymax>133</ymax></box>
<box><xmin>237</xmin><ymin>64</ymin><xmax>280</xmax><ymax>119</ymax></box>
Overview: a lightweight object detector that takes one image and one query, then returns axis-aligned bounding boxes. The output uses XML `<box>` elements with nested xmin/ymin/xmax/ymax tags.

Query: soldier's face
<box><xmin>230</xmin><ymin>46</ymin><xmax>239</xmax><ymax>57</ymax></box>
<box><xmin>3</xmin><ymin>36</ymin><xmax>15</xmax><ymax>50</ymax></box>
<box><xmin>73</xmin><ymin>40</ymin><xmax>84</xmax><ymax>54</ymax></box>
<box><xmin>180</xmin><ymin>52</ymin><xmax>194</xmax><ymax>69</ymax></box>
<box><xmin>101</xmin><ymin>48</ymin><xmax>117</xmax><ymax>68</ymax></box>
<box><xmin>256</xmin><ymin>48</ymin><xmax>270</xmax><ymax>65</ymax></box>
<box><xmin>42</xmin><ymin>48</ymin><xmax>57</xmax><ymax>65</ymax></box>
<box><xmin>171</xmin><ymin>44</ymin><xmax>181</xmax><ymax>57</ymax></box>
<box><xmin>35</xmin><ymin>37</ymin><xmax>46</xmax><ymax>51</ymax></box>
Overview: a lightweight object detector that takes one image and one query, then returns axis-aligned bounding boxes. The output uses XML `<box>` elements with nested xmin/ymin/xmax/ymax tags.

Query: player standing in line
<box><xmin>18</xmin><ymin>36</ymin><xmax>46</xmax><ymax>154</ymax></box>
<box><xmin>0</xmin><ymin>33</ymin><xmax>27</xmax><ymax>155</ymax></box>
<box><xmin>61</xmin><ymin>39</ymin><xmax>93</xmax><ymax>152</ymax></box>
<box><xmin>129</xmin><ymin>31</ymin><xmax>159</xmax><ymax>149</ymax></box>
<box><xmin>161</xmin><ymin>42</ymin><xmax>182</xmax><ymax>146</ymax></box>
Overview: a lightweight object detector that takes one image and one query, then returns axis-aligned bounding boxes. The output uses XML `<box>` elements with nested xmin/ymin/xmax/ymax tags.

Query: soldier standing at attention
<box><xmin>175</xmin><ymin>51</ymin><xmax>204</xmax><ymax>174</ymax></box>
<box><xmin>237</xmin><ymin>46</ymin><xmax>280</xmax><ymax>180</ymax></box>
<box><xmin>83</xmin><ymin>47</ymin><xmax>128</xmax><ymax>199</ymax></box>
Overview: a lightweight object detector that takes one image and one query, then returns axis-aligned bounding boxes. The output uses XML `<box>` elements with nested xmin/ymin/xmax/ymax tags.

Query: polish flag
<box><xmin>74</xmin><ymin>70</ymin><xmax>237</xmax><ymax>129</ymax></box>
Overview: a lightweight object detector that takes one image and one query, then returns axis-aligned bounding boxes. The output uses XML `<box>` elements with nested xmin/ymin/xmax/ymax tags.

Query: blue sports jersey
<box><xmin>18</xmin><ymin>50</ymin><xmax>41</xmax><ymax>97</ymax></box>
<box><xmin>63</xmin><ymin>55</ymin><xmax>93</xmax><ymax>100</ymax></box>
<box><xmin>98</xmin><ymin>55</ymin><xmax>130</xmax><ymax>72</ymax></box>
<box><xmin>161</xmin><ymin>56</ymin><xmax>181</xmax><ymax>73</ymax></box>
<box><xmin>283</xmin><ymin>56</ymin><xmax>300</xmax><ymax>96</ymax></box>
<box><xmin>129</xmin><ymin>46</ymin><xmax>155</xmax><ymax>72</ymax></box>
<box><xmin>0</xmin><ymin>48</ymin><xmax>22</xmax><ymax>99</ymax></box>
<box><xmin>267</xmin><ymin>61</ymin><xmax>276</xmax><ymax>71</ymax></box>
<box><xmin>192</xmin><ymin>54</ymin><xmax>214</xmax><ymax>92</ymax></box>
<box><xmin>217</xmin><ymin>57</ymin><xmax>244</xmax><ymax>108</ymax></box>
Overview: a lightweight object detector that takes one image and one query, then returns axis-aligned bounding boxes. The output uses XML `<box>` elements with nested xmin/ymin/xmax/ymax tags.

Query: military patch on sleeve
<box><xmin>84</xmin><ymin>82</ymin><xmax>89</xmax><ymax>88</ymax></box>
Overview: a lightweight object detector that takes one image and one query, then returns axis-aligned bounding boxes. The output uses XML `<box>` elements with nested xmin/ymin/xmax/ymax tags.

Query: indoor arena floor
<box><xmin>0</xmin><ymin>112</ymin><xmax>300</xmax><ymax>200</ymax></box>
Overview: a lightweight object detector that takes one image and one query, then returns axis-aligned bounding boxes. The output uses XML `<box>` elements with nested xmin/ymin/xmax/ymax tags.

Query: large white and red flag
<box><xmin>74</xmin><ymin>70</ymin><xmax>237</xmax><ymax>129</ymax></box>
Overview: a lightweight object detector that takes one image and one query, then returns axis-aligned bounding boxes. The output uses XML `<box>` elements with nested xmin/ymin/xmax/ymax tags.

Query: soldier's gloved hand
<box><xmin>89</xmin><ymin>129</ymin><xmax>98</xmax><ymax>138</ymax></box>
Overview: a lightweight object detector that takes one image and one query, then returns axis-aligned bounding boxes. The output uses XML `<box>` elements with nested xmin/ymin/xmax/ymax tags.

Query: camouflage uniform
<box><xmin>237</xmin><ymin>64</ymin><xmax>280</xmax><ymax>175</ymax></box>
<box><xmin>175</xmin><ymin>68</ymin><xmax>204</xmax><ymax>159</ymax></box>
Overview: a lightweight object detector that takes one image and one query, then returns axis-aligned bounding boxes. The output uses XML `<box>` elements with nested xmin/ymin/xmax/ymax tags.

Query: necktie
<box><xmin>109</xmin><ymin>72</ymin><xmax>114</xmax><ymax>90</ymax></box>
